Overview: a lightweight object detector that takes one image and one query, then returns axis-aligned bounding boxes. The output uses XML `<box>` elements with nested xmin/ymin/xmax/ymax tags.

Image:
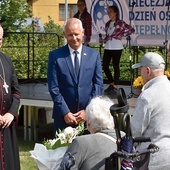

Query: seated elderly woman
<box><xmin>59</xmin><ymin>96</ymin><xmax>117</xmax><ymax>170</ymax></box>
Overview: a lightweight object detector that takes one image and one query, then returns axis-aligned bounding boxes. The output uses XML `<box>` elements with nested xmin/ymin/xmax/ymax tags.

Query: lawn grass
<box><xmin>19</xmin><ymin>140</ymin><xmax>37</xmax><ymax>170</ymax></box>
<box><xmin>17</xmin><ymin>123</ymin><xmax>54</xmax><ymax>170</ymax></box>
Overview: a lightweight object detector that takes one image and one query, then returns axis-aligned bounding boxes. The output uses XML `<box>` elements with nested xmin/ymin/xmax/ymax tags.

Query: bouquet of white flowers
<box><xmin>30</xmin><ymin>123</ymin><xmax>85</xmax><ymax>170</ymax></box>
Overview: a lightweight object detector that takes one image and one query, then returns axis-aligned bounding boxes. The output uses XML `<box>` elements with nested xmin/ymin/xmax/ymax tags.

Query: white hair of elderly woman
<box><xmin>85</xmin><ymin>96</ymin><xmax>114</xmax><ymax>133</ymax></box>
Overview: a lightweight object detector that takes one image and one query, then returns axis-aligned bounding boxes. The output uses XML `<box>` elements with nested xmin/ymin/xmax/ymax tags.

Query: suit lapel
<box><xmin>79</xmin><ymin>46</ymin><xmax>88</xmax><ymax>80</ymax></box>
<box><xmin>64</xmin><ymin>45</ymin><xmax>78</xmax><ymax>83</ymax></box>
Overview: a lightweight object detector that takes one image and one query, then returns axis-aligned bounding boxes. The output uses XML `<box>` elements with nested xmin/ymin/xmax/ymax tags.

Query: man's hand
<box><xmin>0</xmin><ymin>115</ymin><xmax>4</xmax><ymax>125</ymax></box>
<box><xmin>64</xmin><ymin>112</ymin><xmax>78</xmax><ymax>125</ymax></box>
<box><xmin>2</xmin><ymin>113</ymin><xmax>14</xmax><ymax>128</ymax></box>
<box><xmin>74</xmin><ymin>110</ymin><xmax>86</xmax><ymax>123</ymax></box>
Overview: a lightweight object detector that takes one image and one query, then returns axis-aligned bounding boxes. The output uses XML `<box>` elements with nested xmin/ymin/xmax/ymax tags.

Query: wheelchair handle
<box><xmin>116</xmin><ymin>144</ymin><xmax>159</xmax><ymax>159</ymax></box>
<box><xmin>133</xmin><ymin>137</ymin><xmax>151</xmax><ymax>143</ymax></box>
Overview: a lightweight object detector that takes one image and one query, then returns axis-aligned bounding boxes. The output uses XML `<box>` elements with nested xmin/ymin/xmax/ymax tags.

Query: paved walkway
<box><xmin>103</xmin><ymin>84</ymin><xmax>138</xmax><ymax>115</ymax></box>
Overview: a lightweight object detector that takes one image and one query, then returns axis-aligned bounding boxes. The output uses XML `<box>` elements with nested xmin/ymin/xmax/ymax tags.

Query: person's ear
<box><xmin>82</xmin><ymin>29</ymin><xmax>85</xmax><ymax>35</ymax></box>
<box><xmin>147</xmin><ymin>67</ymin><xmax>152</xmax><ymax>75</ymax></box>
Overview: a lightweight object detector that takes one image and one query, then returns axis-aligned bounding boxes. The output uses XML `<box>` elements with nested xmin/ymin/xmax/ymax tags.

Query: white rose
<box><xmin>64</xmin><ymin>127</ymin><xmax>77</xmax><ymax>143</ymax></box>
<box><xmin>64</xmin><ymin>127</ymin><xmax>74</xmax><ymax>136</ymax></box>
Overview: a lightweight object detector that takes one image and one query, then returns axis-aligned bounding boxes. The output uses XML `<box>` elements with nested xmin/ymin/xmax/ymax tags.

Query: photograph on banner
<box><xmin>85</xmin><ymin>0</ymin><xmax>170</xmax><ymax>46</ymax></box>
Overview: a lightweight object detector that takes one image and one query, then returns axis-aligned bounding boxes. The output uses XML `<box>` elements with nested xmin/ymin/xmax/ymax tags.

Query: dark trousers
<box><xmin>102</xmin><ymin>49</ymin><xmax>122</xmax><ymax>85</ymax></box>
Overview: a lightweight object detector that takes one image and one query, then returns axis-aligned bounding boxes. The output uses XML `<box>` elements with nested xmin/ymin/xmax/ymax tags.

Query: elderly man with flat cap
<box><xmin>131</xmin><ymin>52</ymin><xmax>170</xmax><ymax>170</ymax></box>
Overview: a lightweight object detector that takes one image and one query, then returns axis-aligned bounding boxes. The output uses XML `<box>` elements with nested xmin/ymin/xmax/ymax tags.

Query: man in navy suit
<box><xmin>47</xmin><ymin>18</ymin><xmax>103</xmax><ymax>131</ymax></box>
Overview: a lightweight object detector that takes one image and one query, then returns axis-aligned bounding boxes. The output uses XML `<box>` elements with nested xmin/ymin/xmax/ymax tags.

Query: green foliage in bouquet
<box><xmin>43</xmin><ymin>123</ymin><xmax>85</xmax><ymax>150</ymax></box>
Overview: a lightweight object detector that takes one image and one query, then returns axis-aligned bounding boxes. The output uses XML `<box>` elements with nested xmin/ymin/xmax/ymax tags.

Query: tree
<box><xmin>44</xmin><ymin>16</ymin><xmax>64</xmax><ymax>45</ymax></box>
<box><xmin>0</xmin><ymin>0</ymin><xmax>32</xmax><ymax>32</ymax></box>
<box><xmin>44</xmin><ymin>16</ymin><xmax>63</xmax><ymax>35</ymax></box>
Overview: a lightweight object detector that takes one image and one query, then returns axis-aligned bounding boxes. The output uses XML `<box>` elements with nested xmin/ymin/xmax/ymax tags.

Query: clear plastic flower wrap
<box><xmin>30</xmin><ymin>123</ymin><xmax>85</xmax><ymax>170</ymax></box>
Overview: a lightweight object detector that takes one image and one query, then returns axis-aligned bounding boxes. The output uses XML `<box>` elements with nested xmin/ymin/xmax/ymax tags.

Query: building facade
<box><xmin>27</xmin><ymin>0</ymin><xmax>78</xmax><ymax>26</ymax></box>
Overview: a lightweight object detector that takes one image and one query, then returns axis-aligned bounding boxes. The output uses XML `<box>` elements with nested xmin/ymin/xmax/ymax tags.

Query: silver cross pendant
<box><xmin>3</xmin><ymin>81</ymin><xmax>9</xmax><ymax>93</ymax></box>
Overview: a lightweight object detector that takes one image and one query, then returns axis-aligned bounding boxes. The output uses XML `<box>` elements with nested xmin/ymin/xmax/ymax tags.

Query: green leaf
<box><xmin>52</xmin><ymin>140</ymin><xmax>70</xmax><ymax>149</ymax></box>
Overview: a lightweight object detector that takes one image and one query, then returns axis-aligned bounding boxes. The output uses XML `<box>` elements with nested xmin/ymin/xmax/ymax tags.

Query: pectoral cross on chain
<box><xmin>3</xmin><ymin>81</ymin><xmax>9</xmax><ymax>93</ymax></box>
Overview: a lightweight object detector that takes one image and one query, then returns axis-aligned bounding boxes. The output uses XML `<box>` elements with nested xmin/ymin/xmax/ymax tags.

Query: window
<box><xmin>59</xmin><ymin>4</ymin><xmax>77</xmax><ymax>21</ymax></box>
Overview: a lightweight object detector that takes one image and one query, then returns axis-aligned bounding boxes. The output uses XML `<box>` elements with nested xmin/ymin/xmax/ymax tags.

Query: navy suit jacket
<box><xmin>47</xmin><ymin>45</ymin><xmax>103</xmax><ymax>130</ymax></box>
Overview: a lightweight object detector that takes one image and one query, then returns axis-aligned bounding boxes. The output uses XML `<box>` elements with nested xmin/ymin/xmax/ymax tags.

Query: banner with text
<box><xmin>85</xmin><ymin>0</ymin><xmax>170</xmax><ymax>46</ymax></box>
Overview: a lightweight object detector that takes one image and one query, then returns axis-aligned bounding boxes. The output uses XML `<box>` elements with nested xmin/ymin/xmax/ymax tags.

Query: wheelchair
<box><xmin>105</xmin><ymin>88</ymin><xmax>159</xmax><ymax>170</ymax></box>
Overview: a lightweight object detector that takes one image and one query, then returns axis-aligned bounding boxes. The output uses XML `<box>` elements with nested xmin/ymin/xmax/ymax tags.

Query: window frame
<box><xmin>59</xmin><ymin>4</ymin><xmax>77</xmax><ymax>21</ymax></box>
